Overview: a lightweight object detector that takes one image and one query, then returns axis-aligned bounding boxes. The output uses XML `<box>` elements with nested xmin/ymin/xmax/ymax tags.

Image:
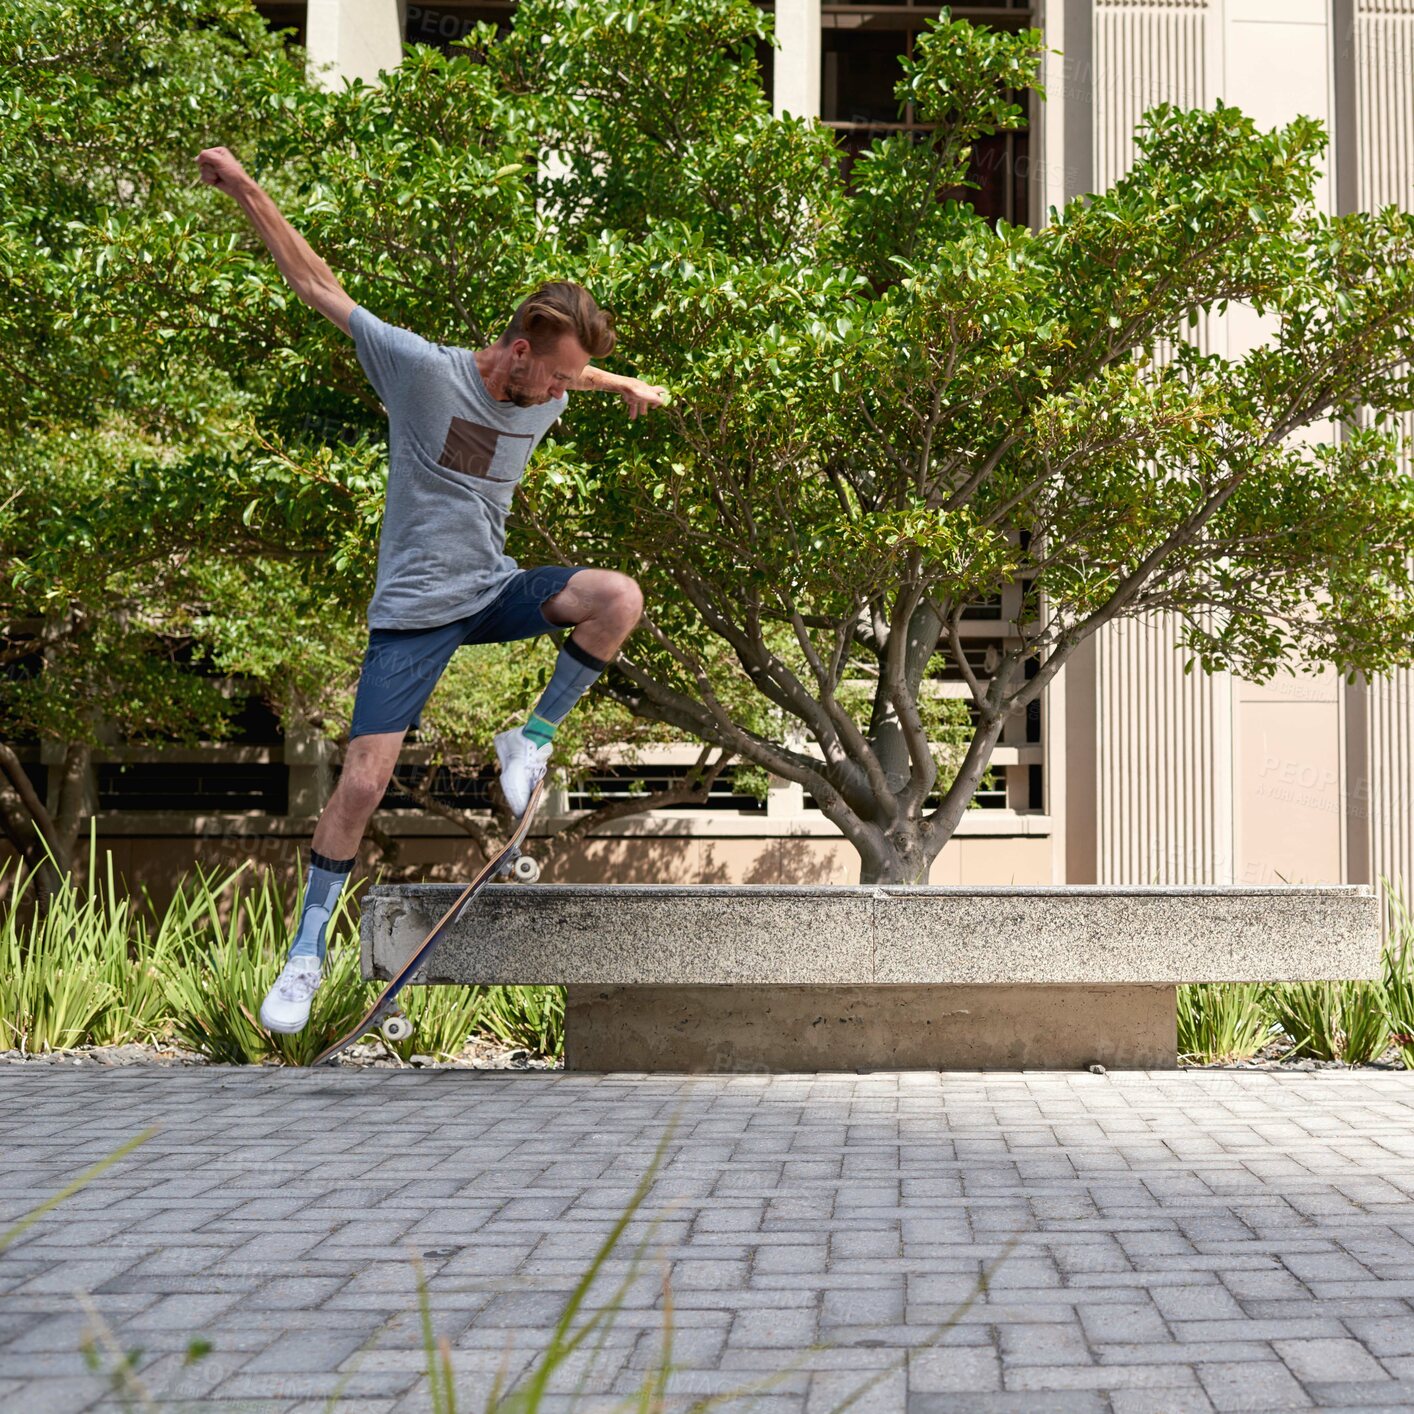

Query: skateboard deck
<box><xmin>311</xmin><ymin>778</ymin><xmax>546</xmax><ymax>1067</ymax></box>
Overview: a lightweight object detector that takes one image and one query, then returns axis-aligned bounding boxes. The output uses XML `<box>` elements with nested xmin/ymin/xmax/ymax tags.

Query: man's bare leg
<box><xmin>311</xmin><ymin>730</ymin><xmax>407</xmax><ymax>860</ymax></box>
<box><xmin>261</xmin><ymin>730</ymin><xmax>407</xmax><ymax>1032</ymax></box>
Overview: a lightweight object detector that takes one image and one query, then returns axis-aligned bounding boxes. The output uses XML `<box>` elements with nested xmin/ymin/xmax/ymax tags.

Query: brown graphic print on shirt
<box><xmin>437</xmin><ymin>417</ymin><xmax>533</xmax><ymax>482</ymax></box>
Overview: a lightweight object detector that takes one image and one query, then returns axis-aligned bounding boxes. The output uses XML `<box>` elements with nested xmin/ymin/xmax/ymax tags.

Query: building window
<box><xmin>821</xmin><ymin>2</ymin><xmax>1033</xmax><ymax>227</ymax></box>
<box><xmin>98</xmin><ymin>763</ymin><xmax>289</xmax><ymax>814</ymax></box>
<box><xmin>403</xmin><ymin>2</ymin><xmax>513</xmax><ymax>50</ymax></box>
<box><xmin>566</xmin><ymin>765</ymin><xmax>767</xmax><ymax>815</ymax></box>
<box><xmin>255</xmin><ymin>2</ymin><xmax>306</xmax><ymax>46</ymax></box>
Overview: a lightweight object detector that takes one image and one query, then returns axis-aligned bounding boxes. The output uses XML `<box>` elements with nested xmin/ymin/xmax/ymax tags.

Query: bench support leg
<box><xmin>564</xmin><ymin>984</ymin><xmax>1177</xmax><ymax>1072</ymax></box>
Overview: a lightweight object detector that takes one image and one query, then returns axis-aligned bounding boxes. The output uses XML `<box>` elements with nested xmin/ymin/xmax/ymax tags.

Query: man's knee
<box><xmin>334</xmin><ymin>739</ymin><xmax>400</xmax><ymax>818</ymax></box>
<box><xmin>334</xmin><ymin>768</ymin><xmax>389</xmax><ymax>819</ymax></box>
<box><xmin>602</xmin><ymin>572</ymin><xmax>643</xmax><ymax>630</ymax></box>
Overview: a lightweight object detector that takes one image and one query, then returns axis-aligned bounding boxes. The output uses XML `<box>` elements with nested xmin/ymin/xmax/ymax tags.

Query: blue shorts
<box><xmin>349</xmin><ymin>566</ymin><xmax>580</xmax><ymax>739</ymax></box>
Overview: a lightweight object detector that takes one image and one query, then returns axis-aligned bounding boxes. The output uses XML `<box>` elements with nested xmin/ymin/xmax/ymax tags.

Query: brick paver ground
<box><xmin>2</xmin><ymin>1068</ymin><xmax>1414</xmax><ymax>1413</ymax></box>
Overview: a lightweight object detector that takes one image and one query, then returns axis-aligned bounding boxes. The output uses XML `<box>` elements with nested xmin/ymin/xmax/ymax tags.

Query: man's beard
<box><xmin>506</xmin><ymin>375</ymin><xmax>547</xmax><ymax>407</ymax></box>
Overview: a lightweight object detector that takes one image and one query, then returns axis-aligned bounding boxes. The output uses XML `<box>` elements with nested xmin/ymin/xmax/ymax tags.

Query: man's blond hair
<box><xmin>500</xmin><ymin>281</ymin><xmax>615</xmax><ymax>358</ymax></box>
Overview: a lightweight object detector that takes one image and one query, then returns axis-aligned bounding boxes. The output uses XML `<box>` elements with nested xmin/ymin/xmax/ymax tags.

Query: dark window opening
<box><xmin>968</xmin><ymin>767</ymin><xmax>1008</xmax><ymax>809</ymax></box>
<box><xmin>224</xmin><ymin>693</ymin><xmax>285</xmax><ymax>747</ymax></box>
<box><xmin>1028</xmin><ymin>762</ymin><xmax>1043</xmax><ymax>809</ymax></box>
<box><xmin>98</xmin><ymin>763</ymin><xmax>289</xmax><ymax>813</ymax></box>
<box><xmin>377</xmin><ymin>762</ymin><xmax>767</xmax><ymax>813</ymax></box>
<box><xmin>1024</xmin><ymin>655</ymin><xmax>1040</xmax><ymax>743</ymax></box>
<box><xmin>569</xmin><ymin>764</ymin><xmax>766</xmax><ymax>814</ymax></box>
<box><xmin>933</xmin><ymin>641</ymin><xmax>996</xmax><ymax>683</ymax></box>
<box><xmin>961</xmin><ymin>596</ymin><xmax>1003</xmax><ymax>620</ymax></box>
<box><xmin>252</xmin><ymin>2</ymin><xmax>306</xmax><ymax>46</ymax></box>
<box><xmin>405</xmin><ymin>2</ymin><xmax>514</xmax><ymax>51</ymax></box>
<box><xmin>380</xmin><ymin>763</ymin><xmax>497</xmax><ymax>810</ymax></box>
<box><xmin>21</xmin><ymin>761</ymin><xmax>46</xmax><ymax>801</ymax></box>
<box><xmin>0</xmin><ymin>634</ymin><xmax>44</xmax><ymax>746</ymax></box>
<box><xmin>821</xmin><ymin>4</ymin><xmax>1032</xmax><ymax>227</ymax></box>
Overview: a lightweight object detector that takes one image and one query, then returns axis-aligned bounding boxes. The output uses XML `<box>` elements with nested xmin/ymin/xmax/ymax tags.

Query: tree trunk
<box><xmin>855</xmin><ymin>820</ymin><xmax>933</xmax><ymax>885</ymax></box>
<box><xmin>52</xmin><ymin>741</ymin><xmax>92</xmax><ymax>873</ymax></box>
<box><xmin>869</xmin><ymin>601</ymin><xmax>943</xmax><ymax>793</ymax></box>
<box><xmin>0</xmin><ymin>740</ymin><xmax>65</xmax><ymax>905</ymax></box>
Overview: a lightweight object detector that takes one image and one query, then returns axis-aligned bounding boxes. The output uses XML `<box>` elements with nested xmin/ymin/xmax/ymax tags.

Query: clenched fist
<box><xmin>196</xmin><ymin>146</ymin><xmax>250</xmax><ymax>195</ymax></box>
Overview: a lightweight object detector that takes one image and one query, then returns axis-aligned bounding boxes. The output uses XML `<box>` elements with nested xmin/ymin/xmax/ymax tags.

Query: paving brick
<box><xmin>908</xmin><ymin>1344</ymin><xmax>1002</xmax><ymax>1393</ymax></box>
<box><xmin>727</xmin><ymin>1307</ymin><xmax>819</xmax><ymax>1349</ymax></box>
<box><xmin>1151</xmin><ymin>1285</ymin><xmax>1248</xmax><ymax>1321</ymax></box>
<box><xmin>753</xmin><ymin>1244</ymin><xmax>827</xmax><ymax>1275</ymax></box>
<box><xmin>1197</xmin><ymin>1359</ymin><xmax>1315</xmax><ymax>1410</ymax></box>
<box><xmin>1109</xmin><ymin>1391</ymin><xmax>1215</xmax><ymax>1413</ymax></box>
<box><xmin>831</xmin><ymin>1229</ymin><xmax>901</xmax><ymax>1261</ymax></box>
<box><xmin>1345</xmin><ymin>1317</ymin><xmax>1414</xmax><ymax>1358</ymax></box>
<box><xmin>1302</xmin><ymin>1379</ymin><xmax>1413</xmax><ymax>1407</ymax></box>
<box><xmin>0</xmin><ymin>1374</ymin><xmax>110</xmax><ymax>1414</ymax></box>
<box><xmin>1078</xmin><ymin>1299</ymin><xmax>1170</xmax><ymax>1344</ymax></box>
<box><xmin>242</xmin><ymin>1330</ymin><xmax>375</xmax><ymax>1374</ymax></box>
<box><xmin>1274</xmin><ymin>1336</ymin><xmax>1392</xmax><ymax>1384</ymax></box>
<box><xmin>908</xmin><ymin>1390</ymin><xmax>1107</xmax><ymax>1412</ymax></box>
<box><xmin>1096</xmin><ymin>1341</ymin><xmax>1275</xmax><ymax>1366</ymax></box>
<box><xmin>1005</xmin><ymin>1363</ymin><xmax>1201</xmax><ymax>1391</ymax></box>
<box><xmin>821</xmin><ymin>1284</ymin><xmax>904</xmax><ymax>1328</ymax></box>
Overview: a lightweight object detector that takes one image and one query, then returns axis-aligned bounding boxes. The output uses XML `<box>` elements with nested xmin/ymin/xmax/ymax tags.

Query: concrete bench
<box><xmin>361</xmin><ymin>884</ymin><xmax>1381</xmax><ymax>1071</ymax></box>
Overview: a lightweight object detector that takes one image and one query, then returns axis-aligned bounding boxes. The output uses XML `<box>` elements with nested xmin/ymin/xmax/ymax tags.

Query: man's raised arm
<box><xmin>197</xmin><ymin>146</ymin><xmax>356</xmax><ymax>336</ymax></box>
<box><xmin>569</xmin><ymin>364</ymin><xmax>671</xmax><ymax>421</ymax></box>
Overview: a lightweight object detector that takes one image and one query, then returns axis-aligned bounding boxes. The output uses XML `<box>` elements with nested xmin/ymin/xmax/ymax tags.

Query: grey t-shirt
<box><xmin>349</xmin><ymin>305</ymin><xmax>567</xmax><ymax>629</ymax></box>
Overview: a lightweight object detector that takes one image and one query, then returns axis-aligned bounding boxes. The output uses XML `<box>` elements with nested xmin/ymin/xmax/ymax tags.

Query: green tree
<box><xmin>0</xmin><ymin>0</ymin><xmax>750</xmax><ymax>884</ymax></box>
<box><xmin>0</xmin><ymin>0</ymin><xmax>326</xmax><ymax>882</ymax></box>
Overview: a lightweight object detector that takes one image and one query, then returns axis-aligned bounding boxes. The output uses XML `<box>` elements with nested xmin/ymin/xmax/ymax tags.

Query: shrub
<box><xmin>1176</xmin><ymin>982</ymin><xmax>1275</xmax><ymax>1064</ymax></box>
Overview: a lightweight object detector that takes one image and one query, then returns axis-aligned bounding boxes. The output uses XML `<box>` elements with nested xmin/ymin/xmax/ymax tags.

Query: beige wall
<box><xmin>1235</xmin><ymin>666</ymin><xmax>1349</xmax><ymax>886</ymax></box>
<box><xmin>21</xmin><ymin>820</ymin><xmax>1055</xmax><ymax>914</ymax></box>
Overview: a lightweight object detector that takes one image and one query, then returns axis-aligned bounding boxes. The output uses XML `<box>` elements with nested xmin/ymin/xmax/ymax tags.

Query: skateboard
<box><xmin>312</xmin><ymin>778</ymin><xmax>546</xmax><ymax>1066</ymax></box>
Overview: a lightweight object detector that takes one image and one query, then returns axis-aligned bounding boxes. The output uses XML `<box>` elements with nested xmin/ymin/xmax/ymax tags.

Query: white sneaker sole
<box><xmin>259</xmin><ymin>1011</ymin><xmax>308</xmax><ymax>1035</ymax></box>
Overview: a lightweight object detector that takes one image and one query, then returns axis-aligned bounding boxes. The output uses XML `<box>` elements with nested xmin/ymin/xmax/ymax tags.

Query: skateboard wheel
<box><xmin>512</xmin><ymin>855</ymin><xmax>540</xmax><ymax>883</ymax></box>
<box><xmin>381</xmin><ymin>1014</ymin><xmax>414</xmax><ymax>1043</ymax></box>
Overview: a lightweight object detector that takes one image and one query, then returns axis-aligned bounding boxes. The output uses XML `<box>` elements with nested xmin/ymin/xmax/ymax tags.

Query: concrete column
<box><xmin>766</xmin><ymin>773</ymin><xmax>806</xmax><ymax>819</ymax></box>
<box><xmin>1350</xmin><ymin>0</ymin><xmax>1414</xmax><ymax>938</ymax></box>
<box><xmin>772</xmin><ymin>0</ymin><xmax>820</xmax><ymax>119</ymax></box>
<box><xmin>306</xmin><ymin>0</ymin><xmax>403</xmax><ymax>86</ymax></box>
<box><xmin>284</xmin><ymin>718</ymin><xmax>335</xmax><ymax>820</ymax></box>
<box><xmin>1036</xmin><ymin>0</ymin><xmax>1094</xmax><ymax>215</ymax></box>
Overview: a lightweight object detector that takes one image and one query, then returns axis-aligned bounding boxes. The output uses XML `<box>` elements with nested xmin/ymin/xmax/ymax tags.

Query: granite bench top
<box><xmin>361</xmin><ymin>883</ymin><xmax>1382</xmax><ymax>987</ymax></box>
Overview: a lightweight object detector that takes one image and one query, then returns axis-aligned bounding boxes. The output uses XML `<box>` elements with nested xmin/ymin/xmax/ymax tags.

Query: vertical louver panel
<box><xmin>1356</xmin><ymin>1</ymin><xmax>1414</xmax><ymax>935</ymax></box>
<box><xmin>1093</xmin><ymin>0</ymin><xmax>1210</xmax><ymax>190</ymax></box>
<box><xmin>1097</xmin><ymin>613</ymin><xmax>1235</xmax><ymax>884</ymax></box>
<box><xmin>1090</xmin><ymin>2</ymin><xmax>1233</xmax><ymax>884</ymax></box>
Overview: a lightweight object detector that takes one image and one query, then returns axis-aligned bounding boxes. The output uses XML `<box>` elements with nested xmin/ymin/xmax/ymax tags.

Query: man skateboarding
<box><xmin>196</xmin><ymin>147</ymin><xmax>667</xmax><ymax>1035</ymax></box>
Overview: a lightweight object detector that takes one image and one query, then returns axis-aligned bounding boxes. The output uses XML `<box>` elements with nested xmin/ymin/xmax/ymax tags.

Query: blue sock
<box><xmin>287</xmin><ymin>849</ymin><xmax>355</xmax><ymax>965</ymax></box>
<box><xmin>524</xmin><ymin>636</ymin><xmax>607</xmax><ymax>746</ymax></box>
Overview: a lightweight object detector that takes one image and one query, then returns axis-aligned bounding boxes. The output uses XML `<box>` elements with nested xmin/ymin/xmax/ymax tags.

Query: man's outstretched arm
<box><xmin>197</xmin><ymin>146</ymin><xmax>356</xmax><ymax>336</ymax></box>
<box><xmin>570</xmin><ymin>364</ymin><xmax>671</xmax><ymax>421</ymax></box>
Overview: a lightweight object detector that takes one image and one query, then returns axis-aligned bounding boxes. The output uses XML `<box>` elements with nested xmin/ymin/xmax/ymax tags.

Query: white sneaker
<box><xmin>259</xmin><ymin>956</ymin><xmax>323</xmax><ymax>1034</ymax></box>
<box><xmin>495</xmin><ymin>728</ymin><xmax>552</xmax><ymax>817</ymax></box>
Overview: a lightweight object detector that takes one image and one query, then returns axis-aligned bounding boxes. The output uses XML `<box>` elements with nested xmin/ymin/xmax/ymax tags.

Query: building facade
<box><xmin>50</xmin><ymin>0</ymin><xmax>1413</xmax><ymax>920</ymax></box>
